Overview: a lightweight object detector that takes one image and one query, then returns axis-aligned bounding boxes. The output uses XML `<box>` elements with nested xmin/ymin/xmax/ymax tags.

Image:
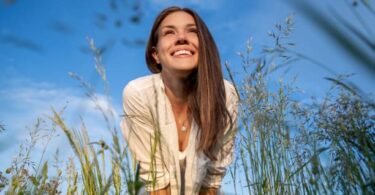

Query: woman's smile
<box><xmin>171</xmin><ymin>49</ymin><xmax>195</xmax><ymax>57</ymax></box>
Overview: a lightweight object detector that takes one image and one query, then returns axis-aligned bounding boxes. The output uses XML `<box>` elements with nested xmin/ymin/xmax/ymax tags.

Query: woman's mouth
<box><xmin>171</xmin><ymin>49</ymin><xmax>195</xmax><ymax>57</ymax></box>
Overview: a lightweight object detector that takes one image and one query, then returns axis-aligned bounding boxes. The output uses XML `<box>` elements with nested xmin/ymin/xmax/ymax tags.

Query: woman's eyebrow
<box><xmin>160</xmin><ymin>23</ymin><xmax>197</xmax><ymax>30</ymax></box>
<box><xmin>186</xmin><ymin>24</ymin><xmax>196</xmax><ymax>28</ymax></box>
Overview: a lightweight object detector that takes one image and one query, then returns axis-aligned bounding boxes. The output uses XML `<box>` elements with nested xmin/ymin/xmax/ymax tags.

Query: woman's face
<box><xmin>152</xmin><ymin>11</ymin><xmax>199</xmax><ymax>77</ymax></box>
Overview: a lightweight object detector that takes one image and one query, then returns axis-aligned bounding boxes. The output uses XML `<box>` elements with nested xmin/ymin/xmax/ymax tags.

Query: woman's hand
<box><xmin>149</xmin><ymin>185</ymin><xmax>171</xmax><ymax>195</ymax></box>
<box><xmin>199</xmin><ymin>187</ymin><xmax>217</xmax><ymax>195</ymax></box>
<box><xmin>148</xmin><ymin>186</ymin><xmax>217</xmax><ymax>195</ymax></box>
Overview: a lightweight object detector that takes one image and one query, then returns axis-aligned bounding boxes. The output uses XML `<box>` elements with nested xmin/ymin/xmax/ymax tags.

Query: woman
<box><xmin>121</xmin><ymin>6</ymin><xmax>238</xmax><ymax>195</ymax></box>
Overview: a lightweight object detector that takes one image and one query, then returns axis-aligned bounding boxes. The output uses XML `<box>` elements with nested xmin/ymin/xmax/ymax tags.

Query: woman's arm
<box><xmin>201</xmin><ymin>82</ymin><xmax>239</xmax><ymax>190</ymax></box>
<box><xmin>148</xmin><ymin>185</ymin><xmax>216</xmax><ymax>194</ymax></box>
<box><xmin>121</xmin><ymin>83</ymin><xmax>170</xmax><ymax>191</ymax></box>
<box><xmin>149</xmin><ymin>185</ymin><xmax>171</xmax><ymax>195</ymax></box>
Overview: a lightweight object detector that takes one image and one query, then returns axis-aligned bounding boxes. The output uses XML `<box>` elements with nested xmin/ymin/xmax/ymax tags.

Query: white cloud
<box><xmin>0</xmin><ymin>77</ymin><xmax>123</xmax><ymax>171</ymax></box>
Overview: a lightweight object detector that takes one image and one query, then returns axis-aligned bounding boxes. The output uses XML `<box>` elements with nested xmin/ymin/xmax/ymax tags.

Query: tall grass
<box><xmin>0</xmin><ymin>15</ymin><xmax>374</xmax><ymax>195</ymax></box>
<box><xmin>225</xmin><ymin>15</ymin><xmax>374</xmax><ymax>194</ymax></box>
<box><xmin>0</xmin><ymin>37</ymin><xmax>143</xmax><ymax>195</ymax></box>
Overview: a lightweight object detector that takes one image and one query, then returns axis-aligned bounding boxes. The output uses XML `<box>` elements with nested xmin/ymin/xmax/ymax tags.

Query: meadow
<box><xmin>0</xmin><ymin>10</ymin><xmax>374</xmax><ymax>195</ymax></box>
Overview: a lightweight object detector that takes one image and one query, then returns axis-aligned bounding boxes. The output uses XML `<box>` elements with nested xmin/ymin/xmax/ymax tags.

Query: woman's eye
<box><xmin>189</xmin><ymin>28</ymin><xmax>198</xmax><ymax>33</ymax></box>
<box><xmin>163</xmin><ymin>30</ymin><xmax>174</xmax><ymax>35</ymax></box>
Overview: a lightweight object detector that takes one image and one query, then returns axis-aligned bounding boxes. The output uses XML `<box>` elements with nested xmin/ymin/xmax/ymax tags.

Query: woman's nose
<box><xmin>176</xmin><ymin>31</ymin><xmax>188</xmax><ymax>44</ymax></box>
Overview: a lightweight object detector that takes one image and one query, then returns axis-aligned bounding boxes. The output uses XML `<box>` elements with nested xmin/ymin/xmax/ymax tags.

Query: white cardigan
<box><xmin>120</xmin><ymin>73</ymin><xmax>238</xmax><ymax>194</ymax></box>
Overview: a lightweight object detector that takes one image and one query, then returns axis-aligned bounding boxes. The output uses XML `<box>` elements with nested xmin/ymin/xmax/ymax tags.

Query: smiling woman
<box><xmin>121</xmin><ymin>6</ymin><xmax>238</xmax><ymax>195</ymax></box>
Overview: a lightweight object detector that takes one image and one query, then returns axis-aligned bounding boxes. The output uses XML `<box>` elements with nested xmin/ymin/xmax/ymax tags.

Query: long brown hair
<box><xmin>145</xmin><ymin>6</ymin><xmax>232</xmax><ymax>160</ymax></box>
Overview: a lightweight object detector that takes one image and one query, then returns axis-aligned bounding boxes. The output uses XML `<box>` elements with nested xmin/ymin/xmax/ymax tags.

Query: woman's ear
<box><xmin>152</xmin><ymin>47</ymin><xmax>160</xmax><ymax>64</ymax></box>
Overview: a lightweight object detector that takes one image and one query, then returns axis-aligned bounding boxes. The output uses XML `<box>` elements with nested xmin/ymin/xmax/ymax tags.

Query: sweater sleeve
<box><xmin>201</xmin><ymin>82</ymin><xmax>239</xmax><ymax>189</ymax></box>
<box><xmin>120</xmin><ymin>82</ymin><xmax>169</xmax><ymax>191</ymax></box>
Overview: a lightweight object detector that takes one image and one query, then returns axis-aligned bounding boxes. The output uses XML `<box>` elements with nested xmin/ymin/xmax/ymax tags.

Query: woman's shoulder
<box><xmin>126</xmin><ymin>74</ymin><xmax>160</xmax><ymax>88</ymax></box>
<box><xmin>124</xmin><ymin>74</ymin><xmax>161</xmax><ymax>93</ymax></box>
<box><xmin>223</xmin><ymin>79</ymin><xmax>237</xmax><ymax>96</ymax></box>
<box><xmin>223</xmin><ymin>79</ymin><xmax>239</xmax><ymax>105</ymax></box>
<box><xmin>122</xmin><ymin>74</ymin><xmax>162</xmax><ymax>102</ymax></box>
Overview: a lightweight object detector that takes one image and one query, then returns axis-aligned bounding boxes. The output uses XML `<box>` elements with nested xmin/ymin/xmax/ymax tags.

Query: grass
<box><xmin>224</xmin><ymin>14</ymin><xmax>374</xmax><ymax>194</ymax></box>
<box><xmin>0</xmin><ymin>14</ymin><xmax>374</xmax><ymax>195</ymax></box>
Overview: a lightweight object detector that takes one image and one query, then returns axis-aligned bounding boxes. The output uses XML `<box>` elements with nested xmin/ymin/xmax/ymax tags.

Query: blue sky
<box><xmin>1</xmin><ymin>0</ymin><xmax>374</xmax><ymax>193</ymax></box>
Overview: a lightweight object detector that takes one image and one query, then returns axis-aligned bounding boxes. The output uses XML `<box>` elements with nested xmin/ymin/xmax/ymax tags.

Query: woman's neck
<box><xmin>161</xmin><ymin>71</ymin><xmax>188</xmax><ymax>107</ymax></box>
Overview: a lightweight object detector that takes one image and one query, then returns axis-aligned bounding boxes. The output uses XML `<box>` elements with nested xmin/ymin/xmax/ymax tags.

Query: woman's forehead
<box><xmin>159</xmin><ymin>11</ymin><xmax>196</xmax><ymax>28</ymax></box>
